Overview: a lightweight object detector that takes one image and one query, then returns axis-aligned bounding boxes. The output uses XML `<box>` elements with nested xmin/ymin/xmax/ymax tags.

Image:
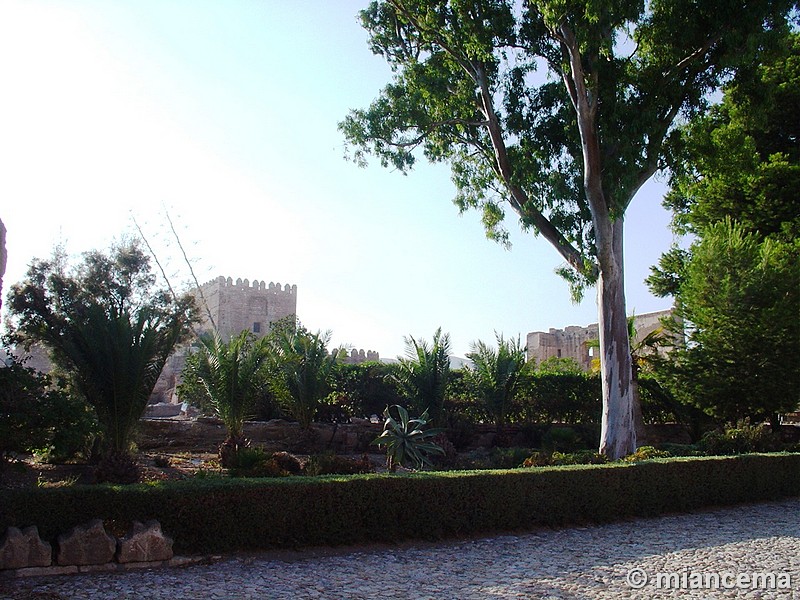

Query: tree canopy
<box><xmin>655</xmin><ymin>221</ymin><xmax>799</xmax><ymax>424</ymax></box>
<box><xmin>7</xmin><ymin>240</ymin><xmax>197</xmax><ymax>480</ymax></box>
<box><xmin>341</xmin><ymin>0</ymin><xmax>795</xmax><ymax>458</ymax></box>
<box><xmin>662</xmin><ymin>30</ymin><xmax>800</xmax><ymax>241</ymax></box>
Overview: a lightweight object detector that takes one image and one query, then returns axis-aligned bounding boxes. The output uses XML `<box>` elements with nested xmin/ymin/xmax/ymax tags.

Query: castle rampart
<box><xmin>193</xmin><ymin>276</ymin><xmax>297</xmax><ymax>340</ymax></box>
<box><xmin>526</xmin><ymin>309</ymin><xmax>676</xmax><ymax>371</ymax></box>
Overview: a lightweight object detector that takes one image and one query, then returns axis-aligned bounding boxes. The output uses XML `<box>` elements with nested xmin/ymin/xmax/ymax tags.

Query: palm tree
<box><xmin>394</xmin><ymin>328</ymin><xmax>451</xmax><ymax>424</ymax></box>
<box><xmin>467</xmin><ymin>333</ymin><xmax>529</xmax><ymax>430</ymax></box>
<box><xmin>268</xmin><ymin>327</ymin><xmax>338</xmax><ymax>430</ymax></box>
<box><xmin>8</xmin><ymin>241</ymin><xmax>196</xmax><ymax>483</ymax></box>
<box><xmin>187</xmin><ymin>330</ymin><xmax>271</xmax><ymax>466</ymax></box>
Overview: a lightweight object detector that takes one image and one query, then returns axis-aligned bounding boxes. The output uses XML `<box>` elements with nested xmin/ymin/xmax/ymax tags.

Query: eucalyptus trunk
<box><xmin>596</xmin><ymin>218</ymin><xmax>636</xmax><ymax>459</ymax></box>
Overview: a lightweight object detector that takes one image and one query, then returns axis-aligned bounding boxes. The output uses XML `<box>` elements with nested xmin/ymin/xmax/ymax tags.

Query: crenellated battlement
<box><xmin>342</xmin><ymin>348</ymin><xmax>381</xmax><ymax>364</ymax></box>
<box><xmin>201</xmin><ymin>276</ymin><xmax>297</xmax><ymax>295</ymax></box>
<box><xmin>192</xmin><ymin>275</ymin><xmax>298</xmax><ymax>341</ymax></box>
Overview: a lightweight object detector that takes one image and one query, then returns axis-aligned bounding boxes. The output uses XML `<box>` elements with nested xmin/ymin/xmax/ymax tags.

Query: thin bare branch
<box><xmin>163</xmin><ymin>207</ymin><xmax>217</xmax><ymax>333</ymax></box>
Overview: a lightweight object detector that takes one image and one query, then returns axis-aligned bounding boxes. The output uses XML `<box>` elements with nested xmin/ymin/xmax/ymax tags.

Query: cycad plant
<box><xmin>7</xmin><ymin>241</ymin><xmax>195</xmax><ymax>483</ymax></box>
<box><xmin>187</xmin><ymin>330</ymin><xmax>271</xmax><ymax>467</ymax></box>
<box><xmin>269</xmin><ymin>326</ymin><xmax>338</xmax><ymax>430</ymax></box>
<box><xmin>466</xmin><ymin>333</ymin><xmax>529</xmax><ymax>431</ymax></box>
<box><xmin>394</xmin><ymin>327</ymin><xmax>451</xmax><ymax>425</ymax></box>
<box><xmin>371</xmin><ymin>405</ymin><xmax>444</xmax><ymax>471</ymax></box>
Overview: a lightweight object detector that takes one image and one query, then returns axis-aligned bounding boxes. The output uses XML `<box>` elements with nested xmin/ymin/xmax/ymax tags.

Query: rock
<box><xmin>56</xmin><ymin>520</ymin><xmax>116</xmax><ymax>566</ymax></box>
<box><xmin>116</xmin><ymin>521</ymin><xmax>173</xmax><ymax>564</ymax></box>
<box><xmin>144</xmin><ymin>402</ymin><xmax>183</xmax><ymax>418</ymax></box>
<box><xmin>0</xmin><ymin>526</ymin><xmax>52</xmax><ymax>570</ymax></box>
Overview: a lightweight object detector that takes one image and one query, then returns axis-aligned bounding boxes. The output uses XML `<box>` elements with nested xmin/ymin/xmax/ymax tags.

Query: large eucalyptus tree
<box><xmin>341</xmin><ymin>0</ymin><xmax>794</xmax><ymax>457</ymax></box>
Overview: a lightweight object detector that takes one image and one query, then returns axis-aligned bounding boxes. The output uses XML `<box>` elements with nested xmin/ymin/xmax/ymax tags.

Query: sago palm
<box><xmin>7</xmin><ymin>241</ymin><xmax>195</xmax><ymax>483</ymax></box>
<box><xmin>467</xmin><ymin>333</ymin><xmax>528</xmax><ymax>429</ymax></box>
<box><xmin>189</xmin><ymin>330</ymin><xmax>271</xmax><ymax>466</ymax></box>
<box><xmin>269</xmin><ymin>327</ymin><xmax>338</xmax><ymax>430</ymax></box>
<box><xmin>394</xmin><ymin>327</ymin><xmax>451</xmax><ymax>424</ymax></box>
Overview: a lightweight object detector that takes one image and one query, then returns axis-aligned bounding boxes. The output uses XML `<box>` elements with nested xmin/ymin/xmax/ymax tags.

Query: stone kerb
<box><xmin>0</xmin><ymin>526</ymin><xmax>52</xmax><ymax>570</ymax></box>
<box><xmin>116</xmin><ymin>521</ymin><xmax>174</xmax><ymax>564</ymax></box>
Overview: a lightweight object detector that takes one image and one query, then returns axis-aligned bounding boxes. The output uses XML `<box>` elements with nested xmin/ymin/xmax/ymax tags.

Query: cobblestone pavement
<box><xmin>2</xmin><ymin>498</ymin><xmax>799</xmax><ymax>600</ymax></box>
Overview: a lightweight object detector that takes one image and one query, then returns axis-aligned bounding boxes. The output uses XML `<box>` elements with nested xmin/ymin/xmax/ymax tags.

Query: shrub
<box><xmin>4</xmin><ymin>455</ymin><xmax>799</xmax><ymax>555</ymax></box>
<box><xmin>522</xmin><ymin>450</ymin><xmax>608</xmax><ymax>467</ymax></box>
<box><xmin>699</xmin><ymin>421</ymin><xmax>783</xmax><ymax>455</ymax></box>
<box><xmin>304</xmin><ymin>453</ymin><xmax>373</xmax><ymax>476</ymax></box>
<box><xmin>329</xmin><ymin>362</ymin><xmax>403</xmax><ymax>419</ymax></box>
<box><xmin>623</xmin><ymin>446</ymin><xmax>671</xmax><ymax>462</ymax></box>
<box><xmin>0</xmin><ymin>359</ymin><xmax>98</xmax><ymax>466</ymax></box>
<box><xmin>228</xmin><ymin>449</ymin><xmax>303</xmax><ymax>478</ymax></box>
<box><xmin>522</xmin><ymin>451</ymin><xmax>552</xmax><ymax>468</ymax></box>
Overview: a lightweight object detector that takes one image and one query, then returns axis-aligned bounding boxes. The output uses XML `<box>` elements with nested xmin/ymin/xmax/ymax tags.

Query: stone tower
<box><xmin>147</xmin><ymin>276</ymin><xmax>298</xmax><ymax>409</ymax></box>
<box><xmin>192</xmin><ymin>276</ymin><xmax>297</xmax><ymax>340</ymax></box>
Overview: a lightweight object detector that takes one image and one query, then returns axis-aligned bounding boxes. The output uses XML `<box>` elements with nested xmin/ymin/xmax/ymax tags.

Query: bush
<box><xmin>622</xmin><ymin>446</ymin><xmax>671</xmax><ymax>462</ymax></box>
<box><xmin>699</xmin><ymin>421</ymin><xmax>783</xmax><ymax>455</ymax></box>
<box><xmin>0</xmin><ymin>360</ymin><xmax>98</xmax><ymax>465</ymax></box>
<box><xmin>3</xmin><ymin>454</ymin><xmax>798</xmax><ymax>555</ymax></box>
<box><xmin>522</xmin><ymin>450</ymin><xmax>608</xmax><ymax>467</ymax></box>
<box><xmin>457</xmin><ymin>447</ymin><xmax>534</xmax><ymax>470</ymax></box>
<box><xmin>329</xmin><ymin>362</ymin><xmax>403</xmax><ymax>419</ymax></box>
<box><xmin>228</xmin><ymin>449</ymin><xmax>304</xmax><ymax>478</ymax></box>
<box><xmin>304</xmin><ymin>453</ymin><xmax>373</xmax><ymax>476</ymax></box>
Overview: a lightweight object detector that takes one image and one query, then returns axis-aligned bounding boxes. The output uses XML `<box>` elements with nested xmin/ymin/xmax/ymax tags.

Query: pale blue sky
<box><xmin>0</xmin><ymin>0</ymin><xmax>676</xmax><ymax>359</ymax></box>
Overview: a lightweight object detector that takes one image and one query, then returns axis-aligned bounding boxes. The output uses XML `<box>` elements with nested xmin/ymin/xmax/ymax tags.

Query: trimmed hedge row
<box><xmin>2</xmin><ymin>454</ymin><xmax>799</xmax><ymax>555</ymax></box>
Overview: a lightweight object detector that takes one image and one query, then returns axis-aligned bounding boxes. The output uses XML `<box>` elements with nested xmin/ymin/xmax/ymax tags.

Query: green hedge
<box><xmin>2</xmin><ymin>454</ymin><xmax>798</xmax><ymax>555</ymax></box>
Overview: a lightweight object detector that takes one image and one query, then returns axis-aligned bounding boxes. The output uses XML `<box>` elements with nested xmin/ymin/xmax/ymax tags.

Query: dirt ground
<box><xmin>0</xmin><ymin>451</ymin><xmax>223</xmax><ymax>489</ymax></box>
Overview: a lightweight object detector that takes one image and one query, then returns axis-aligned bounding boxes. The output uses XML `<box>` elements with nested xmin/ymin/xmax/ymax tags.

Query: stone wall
<box><xmin>342</xmin><ymin>349</ymin><xmax>380</xmax><ymax>364</ymax></box>
<box><xmin>526</xmin><ymin>309</ymin><xmax>677</xmax><ymax>370</ymax></box>
<box><xmin>193</xmin><ymin>276</ymin><xmax>297</xmax><ymax>340</ymax></box>
<box><xmin>149</xmin><ymin>276</ymin><xmax>298</xmax><ymax>405</ymax></box>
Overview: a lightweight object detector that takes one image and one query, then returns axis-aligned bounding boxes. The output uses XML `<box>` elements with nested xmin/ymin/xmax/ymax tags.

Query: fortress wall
<box><xmin>195</xmin><ymin>276</ymin><xmax>297</xmax><ymax>339</ymax></box>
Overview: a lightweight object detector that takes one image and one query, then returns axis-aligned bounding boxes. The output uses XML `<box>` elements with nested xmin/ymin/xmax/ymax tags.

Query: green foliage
<box><xmin>342</xmin><ymin>1</ymin><xmax>792</xmax><ymax>288</ymax></box>
<box><xmin>663</xmin><ymin>31</ymin><xmax>800</xmax><ymax>240</ymax></box>
<box><xmin>304</xmin><ymin>453</ymin><xmax>373</xmax><ymax>477</ymax></box>
<box><xmin>656</xmin><ymin>221</ymin><xmax>800</xmax><ymax>423</ymax></box>
<box><xmin>228</xmin><ymin>449</ymin><xmax>304</xmax><ymax>478</ymax></box>
<box><xmin>622</xmin><ymin>446</ymin><xmax>672</xmax><ymax>463</ymax></box>
<box><xmin>328</xmin><ymin>361</ymin><xmax>403</xmax><ymax>419</ymax></box>
<box><xmin>699</xmin><ymin>421</ymin><xmax>783</xmax><ymax>456</ymax></box>
<box><xmin>183</xmin><ymin>331</ymin><xmax>271</xmax><ymax>442</ymax></box>
<box><xmin>0</xmin><ymin>357</ymin><xmax>98</xmax><ymax>465</ymax></box>
<box><xmin>520</xmin><ymin>373</ymin><xmax>602</xmax><ymax>424</ymax></box>
<box><xmin>393</xmin><ymin>328</ymin><xmax>451</xmax><ymax>424</ymax></box>
<box><xmin>649</xmin><ymin>32</ymin><xmax>800</xmax><ymax>426</ymax></box>
<box><xmin>371</xmin><ymin>405</ymin><xmax>445</xmax><ymax>470</ymax></box>
<box><xmin>343</xmin><ymin>0</ymin><xmax>795</xmax><ymax>458</ymax></box>
<box><xmin>6</xmin><ymin>240</ymin><xmax>196</xmax><ymax>470</ymax></box>
<box><xmin>6</xmin><ymin>455</ymin><xmax>799</xmax><ymax>555</ymax></box>
<box><xmin>268</xmin><ymin>326</ymin><xmax>338</xmax><ymax>430</ymax></box>
<box><xmin>466</xmin><ymin>333</ymin><xmax>529</xmax><ymax>428</ymax></box>
<box><xmin>535</xmin><ymin>356</ymin><xmax>583</xmax><ymax>376</ymax></box>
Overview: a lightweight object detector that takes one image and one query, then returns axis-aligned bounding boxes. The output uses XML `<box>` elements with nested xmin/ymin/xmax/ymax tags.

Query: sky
<box><xmin>0</xmin><ymin>0</ymin><xmax>678</xmax><ymax>360</ymax></box>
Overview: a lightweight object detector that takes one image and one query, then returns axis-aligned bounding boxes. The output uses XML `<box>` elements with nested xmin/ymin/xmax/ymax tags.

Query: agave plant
<box><xmin>371</xmin><ymin>405</ymin><xmax>444</xmax><ymax>471</ymax></box>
